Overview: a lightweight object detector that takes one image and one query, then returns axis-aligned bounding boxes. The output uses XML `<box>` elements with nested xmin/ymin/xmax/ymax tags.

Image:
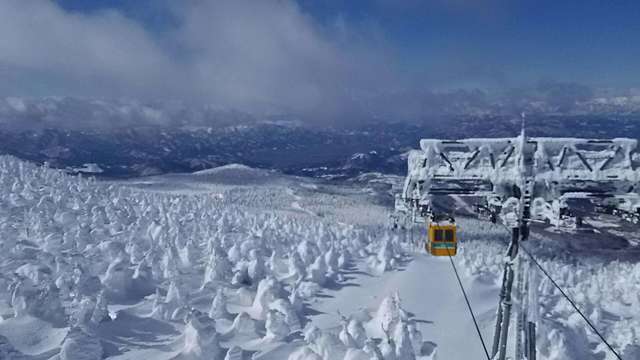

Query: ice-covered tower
<box><xmin>398</xmin><ymin>113</ymin><xmax>640</xmax><ymax>226</ymax></box>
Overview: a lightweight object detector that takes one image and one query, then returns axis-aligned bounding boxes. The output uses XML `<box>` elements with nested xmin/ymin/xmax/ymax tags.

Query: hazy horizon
<box><xmin>1</xmin><ymin>0</ymin><xmax>639</xmax><ymax>123</ymax></box>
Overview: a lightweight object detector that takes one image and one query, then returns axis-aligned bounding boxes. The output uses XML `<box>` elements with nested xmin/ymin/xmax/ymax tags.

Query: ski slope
<box><xmin>0</xmin><ymin>158</ymin><xmax>639</xmax><ymax>359</ymax></box>
<box><xmin>308</xmin><ymin>252</ymin><xmax>497</xmax><ymax>360</ymax></box>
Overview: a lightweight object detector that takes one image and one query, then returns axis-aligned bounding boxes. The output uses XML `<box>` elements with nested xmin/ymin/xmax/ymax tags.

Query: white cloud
<box><xmin>0</xmin><ymin>0</ymin><xmax>401</xmax><ymax>120</ymax></box>
<box><xmin>0</xmin><ymin>1</ymin><xmax>181</xmax><ymax>98</ymax></box>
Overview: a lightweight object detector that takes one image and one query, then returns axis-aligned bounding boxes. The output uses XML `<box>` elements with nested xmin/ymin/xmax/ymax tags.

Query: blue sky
<box><xmin>297</xmin><ymin>0</ymin><xmax>640</xmax><ymax>88</ymax></box>
<box><xmin>0</xmin><ymin>0</ymin><xmax>638</xmax><ymax>118</ymax></box>
<box><xmin>53</xmin><ymin>0</ymin><xmax>640</xmax><ymax>89</ymax></box>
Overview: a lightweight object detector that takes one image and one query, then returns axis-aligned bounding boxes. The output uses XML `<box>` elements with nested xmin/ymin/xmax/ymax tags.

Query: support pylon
<box><xmin>491</xmin><ymin>226</ymin><xmax>519</xmax><ymax>360</ymax></box>
<box><xmin>493</xmin><ymin>118</ymin><xmax>537</xmax><ymax>360</ymax></box>
<box><xmin>515</xmin><ymin>257</ymin><xmax>525</xmax><ymax>360</ymax></box>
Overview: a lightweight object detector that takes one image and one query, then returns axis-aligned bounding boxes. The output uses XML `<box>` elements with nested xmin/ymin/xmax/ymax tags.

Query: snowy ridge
<box><xmin>190</xmin><ymin>164</ymin><xmax>283</xmax><ymax>185</ymax></box>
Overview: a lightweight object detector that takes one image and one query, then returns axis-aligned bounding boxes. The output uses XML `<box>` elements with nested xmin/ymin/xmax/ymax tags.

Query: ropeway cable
<box><xmin>519</xmin><ymin>244</ymin><xmax>623</xmax><ymax>360</ymax></box>
<box><xmin>447</xmin><ymin>247</ymin><xmax>492</xmax><ymax>360</ymax></box>
<box><xmin>406</xmin><ymin>216</ymin><xmax>489</xmax><ymax>359</ymax></box>
<box><xmin>496</xmin><ymin>223</ymin><xmax>623</xmax><ymax>360</ymax></box>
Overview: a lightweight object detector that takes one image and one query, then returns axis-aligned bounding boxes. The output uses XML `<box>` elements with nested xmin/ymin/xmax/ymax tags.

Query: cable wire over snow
<box><xmin>519</xmin><ymin>244</ymin><xmax>623</xmax><ymax>360</ymax></box>
<box><xmin>496</xmin><ymin>224</ymin><xmax>623</xmax><ymax>360</ymax></box>
<box><xmin>447</xmin><ymin>248</ymin><xmax>492</xmax><ymax>360</ymax></box>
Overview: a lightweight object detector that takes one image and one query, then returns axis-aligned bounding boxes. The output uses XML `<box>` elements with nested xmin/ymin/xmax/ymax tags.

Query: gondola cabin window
<box><xmin>434</xmin><ymin>229</ymin><xmax>444</xmax><ymax>241</ymax></box>
<box><xmin>444</xmin><ymin>229</ymin><xmax>454</xmax><ymax>242</ymax></box>
<box><xmin>433</xmin><ymin>229</ymin><xmax>454</xmax><ymax>242</ymax></box>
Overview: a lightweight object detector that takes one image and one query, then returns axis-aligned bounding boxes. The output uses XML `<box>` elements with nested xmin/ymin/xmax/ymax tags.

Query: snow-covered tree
<box><xmin>202</xmin><ymin>247</ymin><xmax>232</xmax><ymax>288</ymax></box>
<box><xmin>265</xmin><ymin>310</ymin><xmax>290</xmax><ymax>341</ymax></box>
<box><xmin>180</xmin><ymin>311</ymin><xmax>221</xmax><ymax>359</ymax></box>
<box><xmin>208</xmin><ymin>288</ymin><xmax>231</xmax><ymax>319</ymax></box>
<box><xmin>59</xmin><ymin>327</ymin><xmax>103</xmax><ymax>360</ymax></box>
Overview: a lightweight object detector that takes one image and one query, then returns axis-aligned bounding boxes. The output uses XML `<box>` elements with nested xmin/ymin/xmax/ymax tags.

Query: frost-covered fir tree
<box><xmin>270</xmin><ymin>298</ymin><xmax>302</xmax><ymax>332</ymax></box>
<box><xmin>89</xmin><ymin>291</ymin><xmax>110</xmax><ymax>326</ymax></box>
<box><xmin>394</xmin><ymin>322</ymin><xmax>416</xmax><ymax>360</ymax></box>
<box><xmin>288</xmin><ymin>346</ymin><xmax>322</xmax><ymax>360</ymax></box>
<box><xmin>373</xmin><ymin>294</ymin><xmax>401</xmax><ymax>335</ymax></box>
<box><xmin>180</xmin><ymin>311</ymin><xmax>221</xmax><ymax>359</ymax></box>
<box><xmin>380</xmin><ymin>323</ymin><xmax>397</xmax><ymax>360</ymax></box>
<box><xmin>252</xmin><ymin>276</ymin><xmax>282</xmax><ymax>319</ymax></box>
<box><xmin>407</xmin><ymin>323</ymin><xmax>423</xmax><ymax>355</ymax></box>
<box><xmin>202</xmin><ymin>247</ymin><xmax>232</xmax><ymax>288</ymax></box>
<box><xmin>288</xmin><ymin>252</ymin><xmax>306</xmax><ymax>281</ymax></box>
<box><xmin>339</xmin><ymin>317</ymin><xmax>358</xmax><ymax>348</ymax></box>
<box><xmin>307</xmin><ymin>255</ymin><xmax>328</xmax><ymax>285</ymax></box>
<box><xmin>265</xmin><ymin>310</ymin><xmax>290</xmax><ymax>341</ymax></box>
<box><xmin>247</xmin><ymin>249</ymin><xmax>266</xmax><ymax>285</ymax></box>
<box><xmin>363</xmin><ymin>338</ymin><xmax>384</xmax><ymax>360</ymax></box>
<box><xmin>224</xmin><ymin>345</ymin><xmax>244</xmax><ymax>360</ymax></box>
<box><xmin>59</xmin><ymin>327</ymin><xmax>103</xmax><ymax>360</ymax></box>
<box><xmin>228</xmin><ymin>312</ymin><xmax>257</xmax><ymax>336</ymax></box>
<box><xmin>208</xmin><ymin>288</ymin><xmax>231</xmax><ymax>319</ymax></box>
<box><xmin>347</xmin><ymin>318</ymin><xmax>367</xmax><ymax>349</ymax></box>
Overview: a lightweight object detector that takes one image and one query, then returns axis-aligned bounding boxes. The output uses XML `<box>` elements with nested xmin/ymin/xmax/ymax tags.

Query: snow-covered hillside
<box><xmin>0</xmin><ymin>157</ymin><xmax>638</xmax><ymax>359</ymax></box>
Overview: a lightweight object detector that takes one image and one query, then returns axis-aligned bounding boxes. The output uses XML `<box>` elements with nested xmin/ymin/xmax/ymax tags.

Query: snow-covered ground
<box><xmin>0</xmin><ymin>157</ymin><xmax>638</xmax><ymax>359</ymax></box>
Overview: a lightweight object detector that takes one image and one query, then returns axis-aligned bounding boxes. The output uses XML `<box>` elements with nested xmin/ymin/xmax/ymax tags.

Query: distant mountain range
<box><xmin>1</xmin><ymin>96</ymin><xmax>640</xmax><ymax>179</ymax></box>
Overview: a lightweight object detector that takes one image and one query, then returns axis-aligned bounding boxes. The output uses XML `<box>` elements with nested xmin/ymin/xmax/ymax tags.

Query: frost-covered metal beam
<box><xmin>402</xmin><ymin>136</ymin><xmax>640</xmax><ymax>206</ymax></box>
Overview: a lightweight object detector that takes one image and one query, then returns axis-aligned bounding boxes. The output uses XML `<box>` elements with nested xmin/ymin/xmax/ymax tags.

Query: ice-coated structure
<box><xmin>400</xmin><ymin>135</ymin><xmax>640</xmax><ymax>224</ymax></box>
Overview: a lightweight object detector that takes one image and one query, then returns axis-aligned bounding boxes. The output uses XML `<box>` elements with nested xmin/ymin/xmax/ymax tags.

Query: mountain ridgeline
<box><xmin>2</xmin><ymin>112</ymin><xmax>640</xmax><ymax>178</ymax></box>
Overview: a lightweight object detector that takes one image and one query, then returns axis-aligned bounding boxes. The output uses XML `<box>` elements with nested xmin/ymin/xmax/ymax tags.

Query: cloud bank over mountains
<box><xmin>0</xmin><ymin>0</ymin><xmax>401</xmax><ymax>120</ymax></box>
<box><xmin>0</xmin><ymin>0</ymin><xmax>638</xmax><ymax>125</ymax></box>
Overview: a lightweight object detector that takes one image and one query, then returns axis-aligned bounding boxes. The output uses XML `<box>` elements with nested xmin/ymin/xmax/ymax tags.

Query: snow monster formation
<box><xmin>0</xmin><ymin>156</ymin><xmax>425</xmax><ymax>359</ymax></box>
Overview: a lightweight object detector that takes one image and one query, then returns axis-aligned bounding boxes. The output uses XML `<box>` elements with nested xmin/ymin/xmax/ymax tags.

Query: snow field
<box><xmin>0</xmin><ymin>156</ymin><xmax>638</xmax><ymax>359</ymax></box>
<box><xmin>0</xmin><ymin>157</ymin><xmax>425</xmax><ymax>359</ymax></box>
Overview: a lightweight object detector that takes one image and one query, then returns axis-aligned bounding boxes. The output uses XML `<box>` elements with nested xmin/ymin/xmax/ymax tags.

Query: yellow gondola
<box><xmin>426</xmin><ymin>214</ymin><xmax>457</xmax><ymax>256</ymax></box>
